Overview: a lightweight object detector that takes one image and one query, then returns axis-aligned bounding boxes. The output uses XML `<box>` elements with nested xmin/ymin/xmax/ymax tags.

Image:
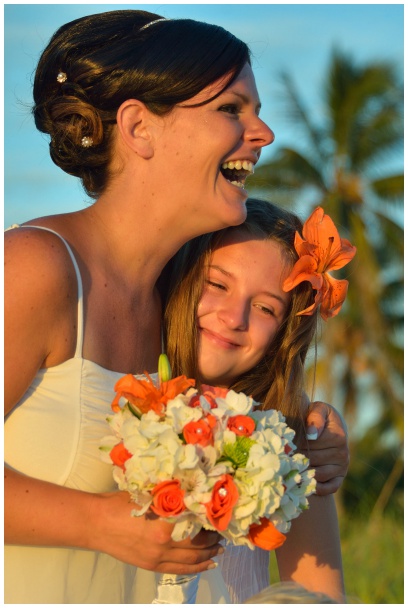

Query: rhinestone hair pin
<box><xmin>57</xmin><ymin>72</ymin><xmax>67</xmax><ymax>83</ymax></box>
<box><xmin>81</xmin><ymin>136</ymin><xmax>94</xmax><ymax>148</ymax></box>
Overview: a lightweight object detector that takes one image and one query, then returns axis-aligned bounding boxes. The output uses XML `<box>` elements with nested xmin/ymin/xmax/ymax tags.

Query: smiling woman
<box><xmin>4</xmin><ymin>9</ymin><xmax>275</xmax><ymax>605</ymax></box>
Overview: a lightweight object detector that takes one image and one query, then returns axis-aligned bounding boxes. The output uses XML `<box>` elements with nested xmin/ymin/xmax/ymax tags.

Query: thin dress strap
<box><xmin>10</xmin><ymin>225</ymin><xmax>84</xmax><ymax>359</ymax></box>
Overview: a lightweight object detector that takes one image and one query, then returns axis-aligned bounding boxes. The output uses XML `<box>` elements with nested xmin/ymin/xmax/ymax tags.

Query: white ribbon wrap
<box><xmin>152</xmin><ymin>573</ymin><xmax>200</xmax><ymax>604</ymax></box>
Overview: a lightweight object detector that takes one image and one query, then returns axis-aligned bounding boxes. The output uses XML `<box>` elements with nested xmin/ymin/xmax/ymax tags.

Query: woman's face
<box><xmin>152</xmin><ymin>64</ymin><xmax>275</xmax><ymax>235</ymax></box>
<box><xmin>197</xmin><ymin>231</ymin><xmax>291</xmax><ymax>387</ymax></box>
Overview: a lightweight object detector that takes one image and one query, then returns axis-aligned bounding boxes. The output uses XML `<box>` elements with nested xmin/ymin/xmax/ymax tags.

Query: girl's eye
<box><xmin>255</xmin><ymin>304</ymin><xmax>275</xmax><ymax>317</ymax></box>
<box><xmin>206</xmin><ymin>280</ymin><xmax>227</xmax><ymax>291</ymax></box>
<box><xmin>219</xmin><ymin>104</ymin><xmax>240</xmax><ymax>115</ymax></box>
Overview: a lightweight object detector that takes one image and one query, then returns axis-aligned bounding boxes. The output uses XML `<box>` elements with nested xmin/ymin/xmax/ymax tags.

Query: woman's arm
<box><xmin>4</xmin><ymin>229</ymin><xmax>222</xmax><ymax>573</ymax></box>
<box><xmin>275</xmin><ymin>494</ymin><xmax>345</xmax><ymax>602</ymax></box>
<box><xmin>5</xmin><ymin>466</ymin><xmax>221</xmax><ymax>573</ymax></box>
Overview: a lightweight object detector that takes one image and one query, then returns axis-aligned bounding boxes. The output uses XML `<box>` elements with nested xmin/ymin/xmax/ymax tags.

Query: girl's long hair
<box><xmin>163</xmin><ymin>199</ymin><xmax>318</xmax><ymax>441</ymax></box>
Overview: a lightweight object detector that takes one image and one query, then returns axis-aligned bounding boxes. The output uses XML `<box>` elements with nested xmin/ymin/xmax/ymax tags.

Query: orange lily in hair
<box><xmin>112</xmin><ymin>373</ymin><xmax>195</xmax><ymax>416</ymax></box>
<box><xmin>282</xmin><ymin>207</ymin><xmax>356</xmax><ymax>320</ymax></box>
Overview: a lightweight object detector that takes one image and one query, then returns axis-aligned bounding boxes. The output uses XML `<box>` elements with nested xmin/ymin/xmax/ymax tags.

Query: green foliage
<box><xmin>254</xmin><ymin>52</ymin><xmax>403</xmax><ymax>604</ymax></box>
<box><xmin>248</xmin><ymin>49</ymin><xmax>403</xmax><ymax>525</ymax></box>
<box><xmin>340</xmin><ymin>515</ymin><xmax>404</xmax><ymax>603</ymax></box>
<box><xmin>268</xmin><ymin>514</ymin><xmax>404</xmax><ymax>603</ymax></box>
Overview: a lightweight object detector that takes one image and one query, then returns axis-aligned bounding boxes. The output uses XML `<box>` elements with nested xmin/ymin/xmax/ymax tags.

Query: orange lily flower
<box><xmin>282</xmin><ymin>207</ymin><xmax>356</xmax><ymax>320</ymax></box>
<box><xmin>112</xmin><ymin>373</ymin><xmax>196</xmax><ymax>416</ymax></box>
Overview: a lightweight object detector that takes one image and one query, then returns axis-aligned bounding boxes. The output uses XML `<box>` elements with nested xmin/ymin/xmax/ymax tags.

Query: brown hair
<box><xmin>32</xmin><ymin>10</ymin><xmax>250</xmax><ymax>198</ymax></box>
<box><xmin>163</xmin><ymin>199</ymin><xmax>318</xmax><ymax>441</ymax></box>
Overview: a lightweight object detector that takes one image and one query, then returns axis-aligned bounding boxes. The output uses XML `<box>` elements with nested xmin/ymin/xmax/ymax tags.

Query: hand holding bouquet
<box><xmin>100</xmin><ymin>358</ymin><xmax>316</xmax><ymax>556</ymax></box>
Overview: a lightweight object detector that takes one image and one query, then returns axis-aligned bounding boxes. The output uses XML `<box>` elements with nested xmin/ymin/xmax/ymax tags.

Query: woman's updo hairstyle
<box><xmin>32</xmin><ymin>10</ymin><xmax>251</xmax><ymax>198</ymax></box>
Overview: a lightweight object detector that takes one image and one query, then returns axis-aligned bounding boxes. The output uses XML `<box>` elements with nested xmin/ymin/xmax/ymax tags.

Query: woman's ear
<box><xmin>116</xmin><ymin>100</ymin><xmax>155</xmax><ymax>159</ymax></box>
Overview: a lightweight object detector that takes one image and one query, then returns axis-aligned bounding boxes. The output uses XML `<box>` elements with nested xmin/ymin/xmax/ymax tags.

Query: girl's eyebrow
<box><xmin>260</xmin><ymin>291</ymin><xmax>287</xmax><ymax>306</ymax></box>
<box><xmin>209</xmin><ymin>264</ymin><xmax>287</xmax><ymax>306</ymax></box>
<box><xmin>209</xmin><ymin>264</ymin><xmax>232</xmax><ymax>277</ymax></box>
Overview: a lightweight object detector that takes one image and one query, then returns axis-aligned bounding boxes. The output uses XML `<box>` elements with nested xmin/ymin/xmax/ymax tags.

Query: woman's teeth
<box><xmin>220</xmin><ymin>160</ymin><xmax>255</xmax><ymax>189</ymax></box>
<box><xmin>221</xmin><ymin>160</ymin><xmax>254</xmax><ymax>173</ymax></box>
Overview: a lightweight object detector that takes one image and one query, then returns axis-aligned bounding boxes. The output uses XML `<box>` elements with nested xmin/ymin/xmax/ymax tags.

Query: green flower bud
<box><xmin>158</xmin><ymin>353</ymin><xmax>172</xmax><ymax>383</ymax></box>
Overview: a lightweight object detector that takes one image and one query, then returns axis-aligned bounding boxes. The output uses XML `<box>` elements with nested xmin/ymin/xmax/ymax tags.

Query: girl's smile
<box><xmin>197</xmin><ymin>231</ymin><xmax>291</xmax><ymax>387</ymax></box>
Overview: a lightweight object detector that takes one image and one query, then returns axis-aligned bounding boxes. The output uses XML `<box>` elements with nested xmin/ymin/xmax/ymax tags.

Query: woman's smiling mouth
<box><xmin>220</xmin><ymin>159</ymin><xmax>255</xmax><ymax>190</ymax></box>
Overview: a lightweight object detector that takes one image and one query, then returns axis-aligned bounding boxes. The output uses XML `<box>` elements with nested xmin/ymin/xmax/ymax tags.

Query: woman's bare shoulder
<box><xmin>5</xmin><ymin>225</ymin><xmax>80</xmax><ymax>413</ymax></box>
<box><xmin>5</xmin><ymin>224</ymin><xmax>77</xmax><ymax>293</ymax></box>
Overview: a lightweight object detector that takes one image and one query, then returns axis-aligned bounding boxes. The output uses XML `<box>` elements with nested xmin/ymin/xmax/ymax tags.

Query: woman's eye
<box><xmin>219</xmin><ymin>104</ymin><xmax>240</xmax><ymax>115</ymax></box>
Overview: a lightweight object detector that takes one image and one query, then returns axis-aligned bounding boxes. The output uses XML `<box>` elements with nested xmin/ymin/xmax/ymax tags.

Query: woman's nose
<box><xmin>245</xmin><ymin>115</ymin><xmax>275</xmax><ymax>148</ymax></box>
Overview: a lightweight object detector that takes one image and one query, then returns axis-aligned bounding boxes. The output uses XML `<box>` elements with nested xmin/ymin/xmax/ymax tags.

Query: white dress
<box><xmin>4</xmin><ymin>226</ymin><xmax>270</xmax><ymax>603</ymax></box>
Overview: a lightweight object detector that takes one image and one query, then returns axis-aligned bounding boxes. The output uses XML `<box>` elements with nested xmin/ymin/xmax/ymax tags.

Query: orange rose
<box><xmin>227</xmin><ymin>415</ymin><xmax>256</xmax><ymax>437</ymax></box>
<box><xmin>188</xmin><ymin>395</ymin><xmax>202</xmax><ymax>408</ymax></box>
<box><xmin>150</xmin><ymin>480</ymin><xmax>186</xmax><ymax>518</ymax></box>
<box><xmin>183</xmin><ymin>418</ymin><xmax>214</xmax><ymax>447</ymax></box>
<box><xmin>247</xmin><ymin>517</ymin><xmax>286</xmax><ymax>550</ymax></box>
<box><xmin>205</xmin><ymin>474</ymin><xmax>239</xmax><ymax>531</ymax></box>
<box><xmin>201</xmin><ymin>385</ymin><xmax>229</xmax><ymax>409</ymax></box>
<box><xmin>110</xmin><ymin>443</ymin><xmax>132</xmax><ymax>470</ymax></box>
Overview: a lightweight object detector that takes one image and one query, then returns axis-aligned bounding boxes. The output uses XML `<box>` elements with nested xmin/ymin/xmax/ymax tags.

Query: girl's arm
<box><xmin>275</xmin><ymin>494</ymin><xmax>345</xmax><ymax>602</ymax></box>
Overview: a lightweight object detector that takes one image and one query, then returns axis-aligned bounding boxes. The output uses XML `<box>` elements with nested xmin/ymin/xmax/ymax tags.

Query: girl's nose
<box><xmin>218</xmin><ymin>298</ymin><xmax>249</xmax><ymax>330</ymax></box>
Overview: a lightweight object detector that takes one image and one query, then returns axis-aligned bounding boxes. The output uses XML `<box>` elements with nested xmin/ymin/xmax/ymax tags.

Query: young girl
<box><xmin>163</xmin><ymin>198</ymin><xmax>356</xmax><ymax>602</ymax></box>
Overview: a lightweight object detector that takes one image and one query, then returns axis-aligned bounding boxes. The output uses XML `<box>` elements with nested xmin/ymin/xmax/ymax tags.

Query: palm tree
<box><xmin>248</xmin><ymin>49</ymin><xmax>403</xmax><ymax>514</ymax></box>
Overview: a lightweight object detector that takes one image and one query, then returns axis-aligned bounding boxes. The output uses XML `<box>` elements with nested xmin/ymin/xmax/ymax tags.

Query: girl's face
<box><xmin>197</xmin><ymin>232</ymin><xmax>291</xmax><ymax>387</ymax></box>
<box><xmin>152</xmin><ymin>64</ymin><xmax>275</xmax><ymax>235</ymax></box>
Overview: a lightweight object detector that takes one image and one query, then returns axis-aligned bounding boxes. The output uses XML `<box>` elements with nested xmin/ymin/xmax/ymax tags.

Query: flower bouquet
<box><xmin>100</xmin><ymin>356</ymin><xmax>316</xmax><ymax>603</ymax></box>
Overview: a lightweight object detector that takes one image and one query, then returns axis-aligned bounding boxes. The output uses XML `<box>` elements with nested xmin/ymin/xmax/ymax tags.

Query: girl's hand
<box><xmin>301</xmin><ymin>402</ymin><xmax>349</xmax><ymax>496</ymax></box>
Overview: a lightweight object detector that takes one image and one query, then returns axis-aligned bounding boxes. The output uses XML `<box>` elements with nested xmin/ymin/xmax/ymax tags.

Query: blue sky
<box><xmin>4</xmin><ymin>3</ymin><xmax>404</xmax><ymax>228</ymax></box>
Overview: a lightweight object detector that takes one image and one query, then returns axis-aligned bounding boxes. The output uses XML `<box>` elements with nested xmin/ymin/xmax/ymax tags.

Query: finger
<box><xmin>157</xmin><ymin>544</ymin><xmax>225</xmax><ymax>574</ymax></box>
<box><xmin>314</xmin><ymin>477</ymin><xmax>344</xmax><ymax>497</ymax></box>
<box><xmin>306</xmin><ymin>446</ymin><xmax>349</xmax><ymax>467</ymax></box>
<box><xmin>301</xmin><ymin>427</ymin><xmax>347</xmax><ymax>451</ymax></box>
<box><xmin>305</xmin><ymin>401</ymin><xmax>330</xmax><ymax>439</ymax></box>
<box><xmin>174</xmin><ymin>530</ymin><xmax>221</xmax><ymax>550</ymax></box>
<box><xmin>312</xmin><ymin>464</ymin><xmax>348</xmax><ymax>483</ymax></box>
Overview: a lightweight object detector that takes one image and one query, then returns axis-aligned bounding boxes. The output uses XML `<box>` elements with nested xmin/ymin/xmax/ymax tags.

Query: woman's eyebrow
<box><xmin>230</xmin><ymin>91</ymin><xmax>262</xmax><ymax>113</ymax></box>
